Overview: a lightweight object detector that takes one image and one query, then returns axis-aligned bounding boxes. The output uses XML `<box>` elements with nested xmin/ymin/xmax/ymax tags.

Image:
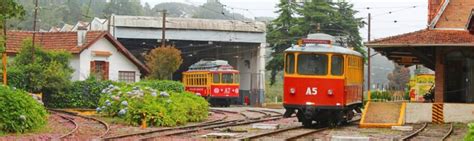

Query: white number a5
<box><xmin>306</xmin><ymin>87</ymin><xmax>317</xmax><ymax>95</ymax></box>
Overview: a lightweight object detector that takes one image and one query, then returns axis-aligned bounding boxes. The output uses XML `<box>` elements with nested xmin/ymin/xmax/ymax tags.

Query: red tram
<box><xmin>183</xmin><ymin>59</ymin><xmax>240</xmax><ymax>107</ymax></box>
<box><xmin>283</xmin><ymin>33</ymin><xmax>364</xmax><ymax>127</ymax></box>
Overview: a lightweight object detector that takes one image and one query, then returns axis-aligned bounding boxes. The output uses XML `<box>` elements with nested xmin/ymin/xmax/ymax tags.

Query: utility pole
<box><xmin>32</xmin><ymin>0</ymin><xmax>39</xmax><ymax>62</ymax></box>
<box><xmin>161</xmin><ymin>10</ymin><xmax>167</xmax><ymax>47</ymax></box>
<box><xmin>367</xmin><ymin>13</ymin><xmax>372</xmax><ymax>101</ymax></box>
<box><xmin>2</xmin><ymin>0</ymin><xmax>7</xmax><ymax>85</ymax></box>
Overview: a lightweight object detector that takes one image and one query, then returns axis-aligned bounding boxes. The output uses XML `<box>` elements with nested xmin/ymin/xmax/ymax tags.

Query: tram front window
<box><xmin>222</xmin><ymin>73</ymin><xmax>234</xmax><ymax>84</ymax></box>
<box><xmin>297</xmin><ymin>54</ymin><xmax>328</xmax><ymax>75</ymax></box>
<box><xmin>331</xmin><ymin>55</ymin><xmax>344</xmax><ymax>76</ymax></box>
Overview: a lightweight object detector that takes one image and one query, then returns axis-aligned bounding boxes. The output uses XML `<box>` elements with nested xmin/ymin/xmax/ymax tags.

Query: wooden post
<box><xmin>32</xmin><ymin>0</ymin><xmax>38</xmax><ymax>62</ymax></box>
<box><xmin>141</xmin><ymin>113</ymin><xmax>147</xmax><ymax>129</ymax></box>
<box><xmin>2</xmin><ymin>0</ymin><xmax>7</xmax><ymax>85</ymax></box>
<box><xmin>161</xmin><ymin>10</ymin><xmax>167</xmax><ymax>47</ymax></box>
<box><xmin>367</xmin><ymin>13</ymin><xmax>372</xmax><ymax>101</ymax></box>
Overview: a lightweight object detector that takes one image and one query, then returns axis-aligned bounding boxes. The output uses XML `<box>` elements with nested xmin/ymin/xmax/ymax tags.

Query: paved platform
<box><xmin>359</xmin><ymin>102</ymin><xmax>405</xmax><ymax>128</ymax></box>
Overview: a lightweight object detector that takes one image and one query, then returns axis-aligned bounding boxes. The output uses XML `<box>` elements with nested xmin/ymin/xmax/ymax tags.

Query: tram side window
<box><xmin>222</xmin><ymin>73</ymin><xmax>233</xmax><ymax>84</ymax></box>
<box><xmin>286</xmin><ymin>54</ymin><xmax>295</xmax><ymax>74</ymax></box>
<box><xmin>213</xmin><ymin>73</ymin><xmax>220</xmax><ymax>83</ymax></box>
<box><xmin>297</xmin><ymin>54</ymin><xmax>328</xmax><ymax>75</ymax></box>
<box><xmin>331</xmin><ymin>55</ymin><xmax>344</xmax><ymax>76</ymax></box>
<box><xmin>234</xmin><ymin>74</ymin><xmax>240</xmax><ymax>83</ymax></box>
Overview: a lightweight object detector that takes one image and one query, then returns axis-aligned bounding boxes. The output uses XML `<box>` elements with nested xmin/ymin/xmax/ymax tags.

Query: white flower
<box><xmin>118</xmin><ymin>109</ymin><xmax>127</xmax><ymax>116</ymax></box>
<box><xmin>121</xmin><ymin>101</ymin><xmax>128</xmax><ymax>106</ymax></box>
<box><xmin>19</xmin><ymin>115</ymin><xmax>26</xmax><ymax>120</ymax></box>
<box><xmin>160</xmin><ymin>91</ymin><xmax>170</xmax><ymax>97</ymax></box>
<box><xmin>96</xmin><ymin>107</ymin><xmax>101</xmax><ymax>112</ymax></box>
<box><xmin>151</xmin><ymin>92</ymin><xmax>157</xmax><ymax>97</ymax></box>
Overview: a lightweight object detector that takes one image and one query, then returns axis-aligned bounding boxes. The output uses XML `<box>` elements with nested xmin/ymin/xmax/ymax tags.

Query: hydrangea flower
<box><xmin>121</xmin><ymin>101</ymin><xmax>128</xmax><ymax>106</ymax></box>
<box><xmin>151</xmin><ymin>92</ymin><xmax>157</xmax><ymax>97</ymax></box>
<box><xmin>160</xmin><ymin>91</ymin><xmax>170</xmax><ymax>97</ymax></box>
<box><xmin>96</xmin><ymin>107</ymin><xmax>101</xmax><ymax>112</ymax></box>
<box><xmin>118</xmin><ymin>109</ymin><xmax>127</xmax><ymax>116</ymax></box>
<box><xmin>19</xmin><ymin>115</ymin><xmax>26</xmax><ymax>120</ymax></box>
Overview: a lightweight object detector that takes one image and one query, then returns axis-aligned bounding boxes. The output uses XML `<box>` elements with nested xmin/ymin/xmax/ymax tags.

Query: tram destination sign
<box><xmin>299</xmin><ymin>39</ymin><xmax>332</xmax><ymax>45</ymax></box>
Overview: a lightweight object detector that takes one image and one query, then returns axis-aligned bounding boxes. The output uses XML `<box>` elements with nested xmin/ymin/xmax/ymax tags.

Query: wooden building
<box><xmin>366</xmin><ymin>0</ymin><xmax>474</xmax><ymax>103</ymax></box>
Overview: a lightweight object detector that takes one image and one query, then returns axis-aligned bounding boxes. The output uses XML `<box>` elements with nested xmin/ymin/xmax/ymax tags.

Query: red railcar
<box><xmin>183</xmin><ymin>60</ymin><xmax>239</xmax><ymax>107</ymax></box>
<box><xmin>283</xmin><ymin>33</ymin><xmax>364</xmax><ymax>127</ymax></box>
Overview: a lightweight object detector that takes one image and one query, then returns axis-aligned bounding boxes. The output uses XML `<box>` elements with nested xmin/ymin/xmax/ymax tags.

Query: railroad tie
<box><xmin>432</xmin><ymin>103</ymin><xmax>444</xmax><ymax>124</ymax></box>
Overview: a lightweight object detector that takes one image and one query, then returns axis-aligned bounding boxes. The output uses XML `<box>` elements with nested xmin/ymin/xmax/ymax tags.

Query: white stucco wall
<box><xmin>77</xmin><ymin>38</ymin><xmax>141</xmax><ymax>82</ymax></box>
<box><xmin>70</xmin><ymin>55</ymin><xmax>80</xmax><ymax>81</ymax></box>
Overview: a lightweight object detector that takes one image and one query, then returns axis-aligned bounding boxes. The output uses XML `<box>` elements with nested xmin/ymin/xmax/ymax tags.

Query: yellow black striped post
<box><xmin>432</xmin><ymin>103</ymin><xmax>444</xmax><ymax>124</ymax></box>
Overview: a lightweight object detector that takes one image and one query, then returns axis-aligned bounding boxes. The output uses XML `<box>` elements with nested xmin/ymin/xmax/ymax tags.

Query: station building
<box><xmin>366</xmin><ymin>0</ymin><xmax>474</xmax><ymax>103</ymax></box>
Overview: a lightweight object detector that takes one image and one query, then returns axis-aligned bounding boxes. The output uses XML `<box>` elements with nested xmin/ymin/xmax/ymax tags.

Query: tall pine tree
<box><xmin>266</xmin><ymin>0</ymin><xmax>365</xmax><ymax>85</ymax></box>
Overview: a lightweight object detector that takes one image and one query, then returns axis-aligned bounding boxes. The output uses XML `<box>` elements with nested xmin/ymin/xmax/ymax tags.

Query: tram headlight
<box><xmin>328</xmin><ymin>89</ymin><xmax>334</xmax><ymax>96</ymax></box>
<box><xmin>290</xmin><ymin>88</ymin><xmax>296</xmax><ymax>95</ymax></box>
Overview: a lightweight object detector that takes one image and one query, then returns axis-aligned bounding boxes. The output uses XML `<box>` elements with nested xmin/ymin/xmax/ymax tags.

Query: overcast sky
<box><xmin>142</xmin><ymin>0</ymin><xmax>428</xmax><ymax>40</ymax></box>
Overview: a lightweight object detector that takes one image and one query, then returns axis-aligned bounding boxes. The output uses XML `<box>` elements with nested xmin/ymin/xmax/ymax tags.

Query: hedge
<box><xmin>97</xmin><ymin>81</ymin><xmax>208</xmax><ymax>127</ymax></box>
<box><xmin>45</xmin><ymin>78</ymin><xmax>113</xmax><ymax>108</ymax></box>
<box><xmin>0</xmin><ymin>86</ymin><xmax>48</xmax><ymax>133</ymax></box>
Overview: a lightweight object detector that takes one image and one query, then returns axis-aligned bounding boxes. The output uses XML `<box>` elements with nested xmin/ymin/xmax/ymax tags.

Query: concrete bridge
<box><xmin>109</xmin><ymin>15</ymin><xmax>267</xmax><ymax>106</ymax></box>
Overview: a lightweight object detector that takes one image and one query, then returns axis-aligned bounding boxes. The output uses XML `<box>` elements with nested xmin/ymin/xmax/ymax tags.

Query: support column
<box><xmin>435</xmin><ymin>47</ymin><xmax>444</xmax><ymax>102</ymax></box>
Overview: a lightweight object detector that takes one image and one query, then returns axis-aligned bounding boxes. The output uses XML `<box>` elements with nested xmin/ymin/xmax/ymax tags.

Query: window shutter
<box><xmin>104</xmin><ymin>62</ymin><xmax>109</xmax><ymax>80</ymax></box>
<box><xmin>90</xmin><ymin>61</ymin><xmax>96</xmax><ymax>75</ymax></box>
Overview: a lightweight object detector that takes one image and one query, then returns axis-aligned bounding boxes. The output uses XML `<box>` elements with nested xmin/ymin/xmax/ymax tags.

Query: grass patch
<box><xmin>265</xmin><ymin>71</ymin><xmax>283</xmax><ymax>103</ymax></box>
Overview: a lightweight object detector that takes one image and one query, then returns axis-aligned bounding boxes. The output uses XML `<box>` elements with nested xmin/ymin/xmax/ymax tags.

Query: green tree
<box><xmin>145</xmin><ymin>45</ymin><xmax>183</xmax><ymax>80</ymax></box>
<box><xmin>265</xmin><ymin>0</ymin><xmax>299</xmax><ymax>85</ymax></box>
<box><xmin>192</xmin><ymin>0</ymin><xmax>249</xmax><ymax>21</ymax></box>
<box><xmin>103</xmin><ymin>0</ymin><xmax>143</xmax><ymax>16</ymax></box>
<box><xmin>387</xmin><ymin>64</ymin><xmax>410</xmax><ymax>91</ymax></box>
<box><xmin>3</xmin><ymin>39</ymin><xmax>73</xmax><ymax>105</ymax></box>
<box><xmin>265</xmin><ymin>0</ymin><xmax>365</xmax><ymax>85</ymax></box>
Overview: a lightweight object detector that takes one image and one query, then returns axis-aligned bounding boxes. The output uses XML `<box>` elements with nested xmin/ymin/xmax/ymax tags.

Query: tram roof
<box><xmin>284</xmin><ymin>44</ymin><xmax>363</xmax><ymax>57</ymax></box>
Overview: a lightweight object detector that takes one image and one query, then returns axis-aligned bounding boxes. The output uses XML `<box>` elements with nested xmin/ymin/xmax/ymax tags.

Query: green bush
<box><xmin>46</xmin><ymin>77</ymin><xmax>113</xmax><ymax>108</ymax></box>
<box><xmin>466</xmin><ymin>123</ymin><xmax>474</xmax><ymax>141</ymax></box>
<box><xmin>0</xmin><ymin>86</ymin><xmax>48</xmax><ymax>133</ymax></box>
<box><xmin>1</xmin><ymin>39</ymin><xmax>73</xmax><ymax>107</ymax></box>
<box><xmin>97</xmin><ymin>81</ymin><xmax>208</xmax><ymax>127</ymax></box>
<box><xmin>135</xmin><ymin>80</ymin><xmax>185</xmax><ymax>92</ymax></box>
<box><xmin>370</xmin><ymin>91</ymin><xmax>392</xmax><ymax>101</ymax></box>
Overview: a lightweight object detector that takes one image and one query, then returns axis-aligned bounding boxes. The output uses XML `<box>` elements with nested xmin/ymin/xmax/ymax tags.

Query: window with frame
<box><xmin>119</xmin><ymin>71</ymin><xmax>136</xmax><ymax>83</ymax></box>
<box><xmin>213</xmin><ymin>73</ymin><xmax>220</xmax><ymax>83</ymax></box>
<box><xmin>285</xmin><ymin>53</ymin><xmax>295</xmax><ymax>74</ymax></box>
<box><xmin>234</xmin><ymin>73</ymin><xmax>240</xmax><ymax>83</ymax></box>
<box><xmin>222</xmin><ymin>73</ymin><xmax>233</xmax><ymax>84</ymax></box>
<box><xmin>297</xmin><ymin>54</ymin><xmax>328</xmax><ymax>75</ymax></box>
<box><xmin>91</xmin><ymin>61</ymin><xmax>109</xmax><ymax>80</ymax></box>
<box><xmin>331</xmin><ymin>55</ymin><xmax>344</xmax><ymax>76</ymax></box>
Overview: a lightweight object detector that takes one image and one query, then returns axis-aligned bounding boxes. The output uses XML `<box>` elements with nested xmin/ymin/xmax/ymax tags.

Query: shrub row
<box><xmin>97</xmin><ymin>81</ymin><xmax>208</xmax><ymax>127</ymax></box>
<box><xmin>44</xmin><ymin>78</ymin><xmax>113</xmax><ymax>108</ymax></box>
<box><xmin>466</xmin><ymin>123</ymin><xmax>474</xmax><ymax>140</ymax></box>
<box><xmin>0</xmin><ymin>86</ymin><xmax>48</xmax><ymax>133</ymax></box>
<box><xmin>370</xmin><ymin>91</ymin><xmax>392</xmax><ymax>101</ymax></box>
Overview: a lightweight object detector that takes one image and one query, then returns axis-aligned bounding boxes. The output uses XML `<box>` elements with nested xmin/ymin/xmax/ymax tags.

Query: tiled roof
<box><xmin>6</xmin><ymin>31</ymin><xmax>105</xmax><ymax>53</ymax></box>
<box><xmin>6</xmin><ymin>31</ymin><xmax>150</xmax><ymax>74</ymax></box>
<box><xmin>367</xmin><ymin>29</ymin><xmax>474</xmax><ymax>46</ymax></box>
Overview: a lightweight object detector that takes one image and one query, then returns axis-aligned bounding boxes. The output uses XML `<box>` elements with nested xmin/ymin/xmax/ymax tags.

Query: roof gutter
<box><xmin>429</xmin><ymin>0</ymin><xmax>450</xmax><ymax>29</ymax></box>
<box><xmin>366</xmin><ymin>43</ymin><xmax>474</xmax><ymax>48</ymax></box>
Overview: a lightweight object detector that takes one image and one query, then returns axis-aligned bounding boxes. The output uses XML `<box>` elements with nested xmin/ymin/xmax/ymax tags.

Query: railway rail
<box><xmin>239</xmin><ymin>119</ymin><xmax>360</xmax><ymax>141</ymax></box>
<box><xmin>51</xmin><ymin>111</ymin><xmax>78</xmax><ymax>139</ymax></box>
<box><xmin>48</xmin><ymin>109</ymin><xmax>110</xmax><ymax>139</ymax></box>
<box><xmin>400</xmin><ymin>123</ymin><xmax>453</xmax><ymax>141</ymax></box>
<box><xmin>102</xmin><ymin>110</ymin><xmax>282</xmax><ymax>140</ymax></box>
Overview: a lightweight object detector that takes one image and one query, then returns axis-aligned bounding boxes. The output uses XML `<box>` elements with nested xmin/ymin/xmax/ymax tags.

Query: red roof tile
<box><xmin>367</xmin><ymin>29</ymin><xmax>474</xmax><ymax>46</ymax></box>
<box><xmin>6</xmin><ymin>31</ymin><xmax>105</xmax><ymax>53</ymax></box>
<box><xmin>5</xmin><ymin>31</ymin><xmax>149</xmax><ymax>74</ymax></box>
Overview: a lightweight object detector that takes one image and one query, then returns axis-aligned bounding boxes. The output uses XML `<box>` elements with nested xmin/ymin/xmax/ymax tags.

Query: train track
<box><xmin>400</xmin><ymin>123</ymin><xmax>453</xmax><ymax>141</ymax></box>
<box><xmin>239</xmin><ymin>119</ymin><xmax>360</xmax><ymax>141</ymax></box>
<box><xmin>51</xmin><ymin>111</ymin><xmax>79</xmax><ymax>139</ymax></box>
<box><xmin>101</xmin><ymin>110</ymin><xmax>282</xmax><ymax>140</ymax></box>
<box><xmin>139</xmin><ymin>110</ymin><xmax>284</xmax><ymax>140</ymax></box>
<box><xmin>48</xmin><ymin>109</ymin><xmax>110</xmax><ymax>139</ymax></box>
<box><xmin>102</xmin><ymin>109</ymin><xmax>244</xmax><ymax>140</ymax></box>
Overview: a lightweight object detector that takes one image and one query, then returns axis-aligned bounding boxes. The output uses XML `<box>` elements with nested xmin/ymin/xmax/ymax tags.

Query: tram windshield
<box><xmin>297</xmin><ymin>54</ymin><xmax>328</xmax><ymax>75</ymax></box>
<box><xmin>222</xmin><ymin>73</ymin><xmax>234</xmax><ymax>84</ymax></box>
